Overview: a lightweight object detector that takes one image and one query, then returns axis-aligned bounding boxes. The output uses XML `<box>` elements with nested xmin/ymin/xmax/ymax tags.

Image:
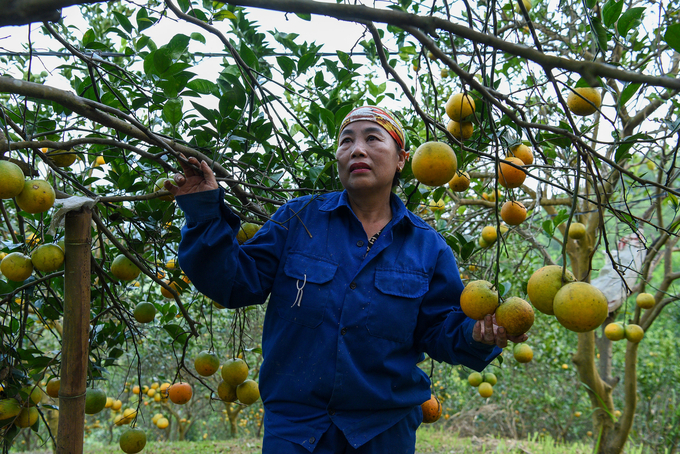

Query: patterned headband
<box><xmin>339</xmin><ymin>106</ymin><xmax>405</xmax><ymax>150</ymax></box>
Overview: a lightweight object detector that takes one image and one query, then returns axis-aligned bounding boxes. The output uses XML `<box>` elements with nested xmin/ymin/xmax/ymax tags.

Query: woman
<box><xmin>166</xmin><ymin>106</ymin><xmax>525</xmax><ymax>453</ymax></box>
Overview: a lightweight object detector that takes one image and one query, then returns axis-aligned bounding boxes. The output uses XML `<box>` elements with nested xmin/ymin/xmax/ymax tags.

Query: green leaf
<box><xmin>190</xmin><ymin>32</ymin><xmax>206</xmax><ymax>44</ymax></box>
<box><xmin>602</xmin><ymin>0</ymin><xmax>623</xmax><ymax>28</ymax></box>
<box><xmin>213</xmin><ymin>10</ymin><xmax>237</xmax><ymax>21</ymax></box>
<box><xmin>617</xmin><ymin>7</ymin><xmax>645</xmax><ymax>37</ymax></box>
<box><xmin>276</xmin><ymin>56</ymin><xmax>295</xmax><ymax>79</ymax></box>
<box><xmin>619</xmin><ymin>82</ymin><xmax>641</xmax><ymax>107</ymax></box>
<box><xmin>82</xmin><ymin>29</ymin><xmax>95</xmax><ymax>47</ymax></box>
<box><xmin>112</xmin><ymin>11</ymin><xmax>133</xmax><ymax>33</ymax></box>
<box><xmin>186</xmin><ymin>79</ymin><xmax>216</xmax><ymax>95</ymax></box>
<box><xmin>664</xmin><ymin>24</ymin><xmax>680</xmax><ymax>53</ymax></box>
<box><xmin>543</xmin><ymin>219</ymin><xmax>555</xmax><ymax>237</ymax></box>
<box><xmin>166</xmin><ymin>34</ymin><xmax>190</xmax><ymax>60</ymax></box>
<box><xmin>239</xmin><ymin>44</ymin><xmax>259</xmax><ymax>69</ymax></box>
<box><xmin>296</xmin><ymin>13</ymin><xmax>312</xmax><ymax>20</ymax></box>
<box><xmin>136</xmin><ymin>8</ymin><xmax>155</xmax><ymax>32</ymax></box>
<box><xmin>591</xmin><ymin>17</ymin><xmax>609</xmax><ymax>51</ymax></box>
<box><xmin>163</xmin><ymin>98</ymin><xmax>183</xmax><ymax>126</ymax></box>
<box><xmin>586</xmin><ymin>0</ymin><xmax>597</xmax><ymax>9</ymax></box>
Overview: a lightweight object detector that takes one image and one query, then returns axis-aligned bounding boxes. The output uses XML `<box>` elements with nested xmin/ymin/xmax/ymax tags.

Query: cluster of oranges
<box><xmin>603</xmin><ymin>292</ymin><xmax>654</xmax><ymax>343</ymax></box>
<box><xmin>468</xmin><ymin>371</ymin><xmax>498</xmax><ymax>398</ymax></box>
<box><xmin>0</xmin><ymin>385</ymin><xmax>43</xmax><ymax>429</ymax></box>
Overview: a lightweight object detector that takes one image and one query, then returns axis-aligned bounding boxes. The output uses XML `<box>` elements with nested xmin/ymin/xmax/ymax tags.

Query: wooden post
<box><xmin>56</xmin><ymin>208</ymin><xmax>92</xmax><ymax>454</ymax></box>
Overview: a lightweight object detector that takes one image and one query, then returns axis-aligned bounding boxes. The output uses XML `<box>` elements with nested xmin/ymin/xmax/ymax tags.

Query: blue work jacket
<box><xmin>176</xmin><ymin>188</ymin><xmax>501</xmax><ymax>451</ymax></box>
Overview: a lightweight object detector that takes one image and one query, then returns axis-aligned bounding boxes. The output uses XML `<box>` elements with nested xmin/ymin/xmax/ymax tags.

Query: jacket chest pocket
<box><xmin>366</xmin><ymin>268</ymin><xmax>429</xmax><ymax>343</ymax></box>
<box><xmin>274</xmin><ymin>253</ymin><xmax>338</xmax><ymax>328</ymax></box>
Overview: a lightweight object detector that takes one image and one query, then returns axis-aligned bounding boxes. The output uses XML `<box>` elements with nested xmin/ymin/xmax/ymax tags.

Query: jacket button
<box><xmin>341</xmin><ymin>328</ymin><xmax>347</xmax><ymax>335</ymax></box>
<box><xmin>356</xmin><ymin>240</ymin><xmax>364</xmax><ymax>247</ymax></box>
<box><xmin>309</xmin><ymin>437</ymin><xmax>316</xmax><ymax>444</ymax></box>
<box><xmin>349</xmin><ymin>282</ymin><xmax>357</xmax><ymax>289</ymax></box>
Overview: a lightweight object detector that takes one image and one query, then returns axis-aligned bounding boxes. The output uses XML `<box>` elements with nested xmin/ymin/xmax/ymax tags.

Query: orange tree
<box><xmin>0</xmin><ymin>0</ymin><xmax>679</xmax><ymax>453</ymax></box>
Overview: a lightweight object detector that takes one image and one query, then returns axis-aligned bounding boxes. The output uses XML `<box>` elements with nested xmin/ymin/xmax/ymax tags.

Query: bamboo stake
<box><xmin>56</xmin><ymin>208</ymin><xmax>92</xmax><ymax>454</ymax></box>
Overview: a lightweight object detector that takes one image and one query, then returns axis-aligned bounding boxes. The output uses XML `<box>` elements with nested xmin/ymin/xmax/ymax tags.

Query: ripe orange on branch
<box><xmin>420</xmin><ymin>394</ymin><xmax>442</xmax><ymax>423</ymax></box>
<box><xmin>553</xmin><ymin>282</ymin><xmax>608</xmax><ymax>332</ymax></box>
<box><xmin>636</xmin><ymin>293</ymin><xmax>655</xmax><ymax>309</ymax></box>
<box><xmin>495</xmin><ymin>297</ymin><xmax>534</xmax><ymax>336</ymax></box>
<box><xmin>31</xmin><ymin>244</ymin><xmax>64</xmax><ymax>272</ymax></box>
<box><xmin>567</xmin><ymin>87</ymin><xmax>601</xmax><ymax>116</ymax></box>
<box><xmin>15</xmin><ymin>179</ymin><xmax>55</xmax><ymax>214</ymax></box>
<box><xmin>168</xmin><ymin>382</ymin><xmax>193</xmax><ymax>405</ymax></box>
<box><xmin>498</xmin><ymin>157</ymin><xmax>526</xmax><ymax>189</ymax></box>
<box><xmin>411</xmin><ymin>141</ymin><xmax>458</xmax><ymax>187</ymax></box>
<box><xmin>448</xmin><ymin>171</ymin><xmax>470</xmax><ymax>192</ymax></box>
<box><xmin>527</xmin><ymin>265</ymin><xmax>576</xmax><ymax>315</ymax></box>
<box><xmin>507</xmin><ymin>144</ymin><xmax>534</xmax><ymax>165</ymax></box>
<box><xmin>110</xmin><ymin>254</ymin><xmax>141</xmax><ymax>281</ymax></box>
<box><xmin>460</xmin><ymin>280</ymin><xmax>499</xmax><ymax>320</ymax></box>
<box><xmin>0</xmin><ymin>160</ymin><xmax>25</xmax><ymax>199</ymax></box>
<box><xmin>500</xmin><ymin>200</ymin><xmax>527</xmax><ymax>225</ymax></box>
<box><xmin>445</xmin><ymin>93</ymin><xmax>476</xmax><ymax>121</ymax></box>
<box><xmin>194</xmin><ymin>351</ymin><xmax>220</xmax><ymax>377</ymax></box>
<box><xmin>446</xmin><ymin>120</ymin><xmax>474</xmax><ymax>140</ymax></box>
<box><xmin>1</xmin><ymin>252</ymin><xmax>34</xmax><ymax>282</ymax></box>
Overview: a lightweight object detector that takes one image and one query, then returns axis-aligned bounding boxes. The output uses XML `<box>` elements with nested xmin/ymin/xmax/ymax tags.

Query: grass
<box><xmin>18</xmin><ymin>426</ymin><xmax>649</xmax><ymax>454</ymax></box>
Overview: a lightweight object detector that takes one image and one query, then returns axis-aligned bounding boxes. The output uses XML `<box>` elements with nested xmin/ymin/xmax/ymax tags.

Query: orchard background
<box><xmin>0</xmin><ymin>0</ymin><xmax>679</xmax><ymax>453</ymax></box>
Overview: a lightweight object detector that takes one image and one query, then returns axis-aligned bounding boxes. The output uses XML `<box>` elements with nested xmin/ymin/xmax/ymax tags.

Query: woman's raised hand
<box><xmin>164</xmin><ymin>155</ymin><xmax>219</xmax><ymax>197</ymax></box>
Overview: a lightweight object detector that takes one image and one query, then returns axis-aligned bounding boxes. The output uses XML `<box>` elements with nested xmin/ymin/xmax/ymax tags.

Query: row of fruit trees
<box><xmin>1</xmin><ymin>0</ymin><xmax>679</xmax><ymax>453</ymax></box>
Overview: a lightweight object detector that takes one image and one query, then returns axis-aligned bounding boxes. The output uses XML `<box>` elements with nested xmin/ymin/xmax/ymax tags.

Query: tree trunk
<box><xmin>56</xmin><ymin>208</ymin><xmax>92</xmax><ymax>454</ymax></box>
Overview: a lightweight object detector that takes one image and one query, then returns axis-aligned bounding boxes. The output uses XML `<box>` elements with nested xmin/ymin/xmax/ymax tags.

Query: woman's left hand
<box><xmin>472</xmin><ymin>314</ymin><xmax>529</xmax><ymax>349</ymax></box>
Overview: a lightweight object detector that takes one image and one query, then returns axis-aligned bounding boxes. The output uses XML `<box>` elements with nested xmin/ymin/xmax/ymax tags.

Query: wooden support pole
<box><xmin>56</xmin><ymin>208</ymin><xmax>92</xmax><ymax>454</ymax></box>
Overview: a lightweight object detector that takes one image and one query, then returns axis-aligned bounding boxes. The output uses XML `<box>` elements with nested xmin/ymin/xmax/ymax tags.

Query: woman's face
<box><xmin>336</xmin><ymin>120</ymin><xmax>406</xmax><ymax>195</ymax></box>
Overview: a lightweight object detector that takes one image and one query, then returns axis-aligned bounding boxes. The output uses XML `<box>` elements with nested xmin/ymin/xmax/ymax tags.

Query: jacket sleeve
<box><xmin>414</xmin><ymin>245</ymin><xmax>502</xmax><ymax>372</ymax></box>
<box><xmin>175</xmin><ymin>188</ymin><xmax>289</xmax><ymax>309</ymax></box>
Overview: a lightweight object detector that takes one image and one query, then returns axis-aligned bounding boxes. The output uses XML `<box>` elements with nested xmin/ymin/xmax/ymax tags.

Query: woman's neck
<box><xmin>347</xmin><ymin>190</ymin><xmax>393</xmax><ymax>238</ymax></box>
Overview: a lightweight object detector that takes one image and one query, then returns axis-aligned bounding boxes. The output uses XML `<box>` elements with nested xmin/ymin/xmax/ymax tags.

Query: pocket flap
<box><xmin>375</xmin><ymin>268</ymin><xmax>428</xmax><ymax>298</ymax></box>
<box><xmin>284</xmin><ymin>253</ymin><xmax>337</xmax><ymax>284</ymax></box>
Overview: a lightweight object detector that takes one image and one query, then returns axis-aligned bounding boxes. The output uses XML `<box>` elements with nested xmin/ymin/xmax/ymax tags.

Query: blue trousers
<box><xmin>262</xmin><ymin>410</ymin><xmax>421</xmax><ymax>453</ymax></box>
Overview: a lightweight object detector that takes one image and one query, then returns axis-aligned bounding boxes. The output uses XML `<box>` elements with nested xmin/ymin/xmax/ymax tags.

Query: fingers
<box><xmin>200</xmin><ymin>159</ymin><xmax>219</xmax><ymax>189</ymax></box>
<box><xmin>495</xmin><ymin>326</ymin><xmax>508</xmax><ymax>349</ymax></box>
<box><xmin>164</xmin><ymin>178</ymin><xmax>180</xmax><ymax>196</ymax></box>
<box><xmin>472</xmin><ymin>320</ymin><xmax>482</xmax><ymax>343</ymax></box>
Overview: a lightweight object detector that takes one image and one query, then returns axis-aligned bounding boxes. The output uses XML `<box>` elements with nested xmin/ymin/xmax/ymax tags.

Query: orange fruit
<box><xmin>85</xmin><ymin>388</ymin><xmax>107</xmax><ymax>415</ymax></box>
<box><xmin>151</xmin><ymin>413</ymin><xmax>163</xmax><ymax>425</ymax></box>
<box><xmin>154</xmin><ymin>178</ymin><xmax>176</xmax><ymax>201</ymax></box>
<box><xmin>93</xmin><ymin>155</ymin><xmax>106</xmax><ymax>167</ymax></box>
<box><xmin>507</xmin><ymin>144</ymin><xmax>534</xmax><ymax>165</ymax></box>
<box><xmin>411</xmin><ymin>141</ymin><xmax>458</xmax><ymax>187</ymax></box>
<box><xmin>498</xmin><ymin>157</ymin><xmax>526</xmax><ymax>189</ymax></box>
<box><xmin>0</xmin><ymin>160</ymin><xmax>25</xmax><ymax>199</ymax></box>
<box><xmin>1</xmin><ymin>252</ymin><xmax>33</xmax><ymax>281</ymax></box>
<box><xmin>553</xmin><ymin>282</ymin><xmax>608</xmax><ymax>332</ymax></box>
<box><xmin>15</xmin><ymin>179</ymin><xmax>55</xmax><ymax>214</ymax></box>
<box><xmin>133</xmin><ymin>302</ymin><xmax>156</xmax><ymax>323</ymax></box>
<box><xmin>157</xmin><ymin>417</ymin><xmax>170</xmax><ymax>429</ymax></box>
<box><xmin>568</xmin><ymin>222</ymin><xmax>586</xmax><ymax>239</ymax></box>
<box><xmin>217</xmin><ymin>380</ymin><xmax>238</xmax><ymax>402</ymax></box>
<box><xmin>20</xmin><ymin>386</ymin><xmax>42</xmax><ymax>406</ymax></box>
<box><xmin>481</xmin><ymin>226</ymin><xmax>497</xmax><ymax>244</ymax></box>
<box><xmin>513</xmin><ymin>343</ymin><xmax>534</xmax><ymax>363</ymax></box>
<box><xmin>111</xmin><ymin>399</ymin><xmax>123</xmax><ymax>411</ymax></box>
<box><xmin>236</xmin><ymin>379</ymin><xmax>260</xmax><ymax>405</ymax></box>
<box><xmin>495</xmin><ymin>297</ymin><xmax>534</xmax><ymax>336</ymax></box>
<box><xmin>110</xmin><ymin>254</ymin><xmax>141</xmax><ymax>281</ymax></box>
<box><xmin>446</xmin><ymin>120</ymin><xmax>474</xmax><ymax>140</ymax></box>
<box><xmin>527</xmin><ymin>265</ymin><xmax>576</xmax><ymax>315</ymax></box>
<box><xmin>478</xmin><ymin>382</ymin><xmax>493</xmax><ymax>398</ymax></box>
<box><xmin>482</xmin><ymin>372</ymin><xmax>497</xmax><ymax>385</ymax></box>
<box><xmin>445</xmin><ymin>93</ymin><xmax>476</xmax><ymax>121</ymax></box>
<box><xmin>567</xmin><ymin>87</ymin><xmax>601</xmax><ymax>116</ymax></box>
<box><xmin>482</xmin><ymin>189</ymin><xmax>501</xmax><ymax>203</ymax></box>
<box><xmin>46</xmin><ymin>149</ymin><xmax>77</xmax><ymax>167</ymax></box>
<box><xmin>194</xmin><ymin>351</ymin><xmax>220</xmax><ymax>377</ymax></box>
<box><xmin>14</xmin><ymin>406</ymin><xmax>39</xmax><ymax>428</ymax></box>
<box><xmin>221</xmin><ymin>358</ymin><xmax>249</xmax><ymax>386</ymax></box>
<box><xmin>119</xmin><ymin>428</ymin><xmax>147</xmax><ymax>454</ymax></box>
<box><xmin>168</xmin><ymin>382</ymin><xmax>193</xmax><ymax>405</ymax></box>
<box><xmin>31</xmin><ymin>243</ymin><xmax>65</xmax><ymax>272</ymax></box>
<box><xmin>236</xmin><ymin>223</ymin><xmax>261</xmax><ymax>244</ymax></box>
<box><xmin>448</xmin><ymin>171</ymin><xmax>470</xmax><ymax>192</ymax></box>
<box><xmin>478</xmin><ymin>237</ymin><xmax>490</xmax><ymax>248</ymax></box>
<box><xmin>132</xmin><ymin>385</ymin><xmax>140</xmax><ymax>395</ymax></box>
<box><xmin>0</xmin><ymin>398</ymin><xmax>22</xmax><ymax>421</ymax></box>
<box><xmin>467</xmin><ymin>372</ymin><xmax>483</xmax><ymax>387</ymax></box>
<box><xmin>421</xmin><ymin>394</ymin><xmax>442</xmax><ymax>423</ymax></box>
<box><xmin>500</xmin><ymin>200</ymin><xmax>527</xmax><ymax>225</ymax></box>
<box><xmin>105</xmin><ymin>397</ymin><xmax>113</xmax><ymax>408</ymax></box>
<box><xmin>604</xmin><ymin>322</ymin><xmax>625</xmax><ymax>341</ymax></box>
<box><xmin>624</xmin><ymin>324</ymin><xmax>644</xmax><ymax>343</ymax></box>
<box><xmin>459</xmin><ymin>280</ymin><xmax>499</xmax><ymax>321</ymax></box>
<box><xmin>161</xmin><ymin>279</ymin><xmax>184</xmax><ymax>298</ymax></box>
<box><xmin>45</xmin><ymin>378</ymin><xmax>60</xmax><ymax>398</ymax></box>
<box><xmin>636</xmin><ymin>293</ymin><xmax>655</xmax><ymax>309</ymax></box>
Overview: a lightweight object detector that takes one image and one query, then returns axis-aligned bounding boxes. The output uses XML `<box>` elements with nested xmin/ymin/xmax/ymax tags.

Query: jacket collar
<box><xmin>318</xmin><ymin>190</ymin><xmax>426</xmax><ymax>230</ymax></box>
